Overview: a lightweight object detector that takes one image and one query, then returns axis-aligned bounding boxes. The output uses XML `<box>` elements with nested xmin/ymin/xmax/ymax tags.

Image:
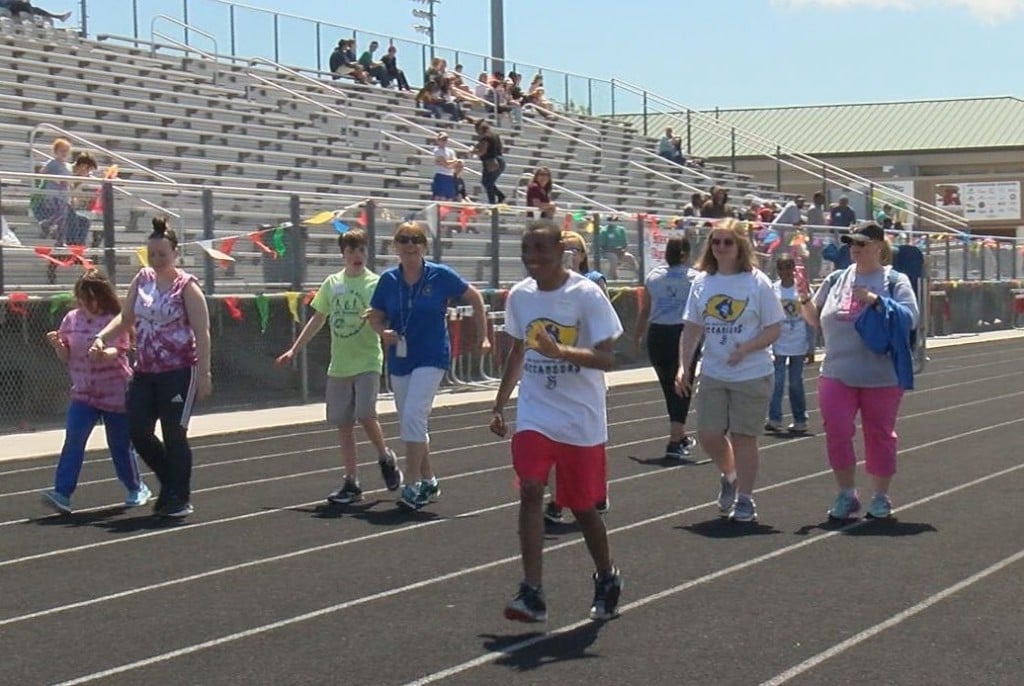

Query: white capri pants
<box><xmin>390</xmin><ymin>366</ymin><xmax>446</xmax><ymax>443</ymax></box>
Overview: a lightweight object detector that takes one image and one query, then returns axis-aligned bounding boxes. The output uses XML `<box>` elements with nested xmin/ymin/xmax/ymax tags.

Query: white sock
<box><xmin>724</xmin><ymin>471</ymin><xmax>737</xmax><ymax>484</ymax></box>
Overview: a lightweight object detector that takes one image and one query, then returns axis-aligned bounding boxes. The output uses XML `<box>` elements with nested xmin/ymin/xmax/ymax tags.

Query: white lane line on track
<box><xmin>3</xmin><ymin>360</ymin><xmax>1018</xmax><ymax>499</ymax></box>
<box><xmin>759</xmin><ymin>548</ymin><xmax>1024</xmax><ymax>686</ymax></box>
<box><xmin>0</xmin><ymin>344</ymin><xmax>1006</xmax><ymax>474</ymax></box>
<box><xmin>52</xmin><ymin>421</ymin><xmax>1024</xmax><ymax>686</ymax></box>
<box><xmin>1</xmin><ymin>383</ymin><xmax>1020</xmax><ymax>568</ymax></box>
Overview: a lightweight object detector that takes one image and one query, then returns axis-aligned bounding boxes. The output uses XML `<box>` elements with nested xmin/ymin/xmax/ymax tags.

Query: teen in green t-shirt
<box><xmin>275</xmin><ymin>229</ymin><xmax>402</xmax><ymax>503</ymax></box>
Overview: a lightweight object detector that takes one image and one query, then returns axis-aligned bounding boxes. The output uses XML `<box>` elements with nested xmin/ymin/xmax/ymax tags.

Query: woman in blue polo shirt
<box><xmin>369</xmin><ymin>221</ymin><xmax>490</xmax><ymax>510</ymax></box>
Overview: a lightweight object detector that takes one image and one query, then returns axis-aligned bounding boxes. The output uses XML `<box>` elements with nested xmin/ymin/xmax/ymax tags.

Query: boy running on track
<box><xmin>490</xmin><ymin>220</ymin><xmax>624</xmax><ymax>623</ymax></box>
<box><xmin>276</xmin><ymin>229</ymin><xmax>402</xmax><ymax>503</ymax></box>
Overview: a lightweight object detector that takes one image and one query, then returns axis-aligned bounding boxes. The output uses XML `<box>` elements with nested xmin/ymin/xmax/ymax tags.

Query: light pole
<box><xmin>410</xmin><ymin>0</ymin><xmax>439</xmax><ymax>60</ymax></box>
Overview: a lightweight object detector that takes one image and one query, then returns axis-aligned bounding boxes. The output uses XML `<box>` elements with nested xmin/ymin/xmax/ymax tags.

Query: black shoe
<box><xmin>327</xmin><ymin>477</ymin><xmax>363</xmax><ymax>505</ymax></box>
<box><xmin>152</xmin><ymin>491</ymin><xmax>168</xmax><ymax>515</ymax></box>
<box><xmin>504</xmin><ymin>581</ymin><xmax>548</xmax><ymax>623</ymax></box>
<box><xmin>378</xmin><ymin>449</ymin><xmax>403</xmax><ymax>491</ymax></box>
<box><xmin>596</xmin><ymin>494</ymin><xmax>610</xmax><ymax>515</ymax></box>
<box><xmin>589</xmin><ymin>567</ymin><xmax>623</xmax><ymax>620</ymax></box>
<box><xmin>543</xmin><ymin>501</ymin><xmax>564</xmax><ymax>524</ymax></box>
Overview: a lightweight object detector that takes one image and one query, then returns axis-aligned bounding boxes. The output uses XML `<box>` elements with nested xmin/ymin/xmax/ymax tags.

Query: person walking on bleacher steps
<box><xmin>471</xmin><ymin>119</ymin><xmax>507</xmax><ymax>205</ymax></box>
<box><xmin>635</xmin><ymin>236</ymin><xmax>700</xmax><ymax>459</ymax></box>
<box><xmin>797</xmin><ymin>223</ymin><xmax>919</xmax><ymax>521</ymax></box>
<box><xmin>368</xmin><ymin>222</ymin><xmax>490</xmax><ymax>511</ymax></box>
<box><xmin>275</xmin><ymin>229</ymin><xmax>403</xmax><ymax>505</ymax></box>
<box><xmin>491</xmin><ymin>220</ymin><xmax>624</xmax><ymax>623</ymax></box>
<box><xmin>41</xmin><ymin>269</ymin><xmax>151</xmax><ymax>514</ymax></box>
<box><xmin>765</xmin><ymin>256</ymin><xmax>811</xmax><ymax>434</ymax></box>
<box><xmin>91</xmin><ymin>218</ymin><xmax>212</xmax><ymax>519</ymax></box>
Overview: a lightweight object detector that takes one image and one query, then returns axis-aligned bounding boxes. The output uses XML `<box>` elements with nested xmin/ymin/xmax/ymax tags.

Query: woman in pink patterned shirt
<box><xmin>93</xmin><ymin>218</ymin><xmax>212</xmax><ymax>518</ymax></box>
<box><xmin>42</xmin><ymin>270</ymin><xmax>151</xmax><ymax>514</ymax></box>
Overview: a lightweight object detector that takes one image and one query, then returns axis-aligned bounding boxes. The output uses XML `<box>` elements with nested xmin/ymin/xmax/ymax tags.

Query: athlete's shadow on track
<box><xmin>678</xmin><ymin>518</ymin><xmax>782</xmax><ymax>538</ymax></box>
<box><xmin>480</xmin><ymin>619</ymin><xmax>605</xmax><ymax>672</ymax></box>
<box><xmin>795</xmin><ymin>518</ymin><xmax>938</xmax><ymax>537</ymax></box>
<box><xmin>294</xmin><ymin>501</ymin><xmax>444</xmax><ymax>526</ymax></box>
<box><xmin>627</xmin><ymin>455</ymin><xmax>713</xmax><ymax>468</ymax></box>
<box><xmin>92</xmin><ymin>513</ymin><xmax>192</xmax><ymax>533</ymax></box>
<box><xmin>30</xmin><ymin>505</ymin><xmax>127</xmax><ymax>528</ymax></box>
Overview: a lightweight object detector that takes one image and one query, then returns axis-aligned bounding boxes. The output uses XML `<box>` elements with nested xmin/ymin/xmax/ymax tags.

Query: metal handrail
<box><xmin>245</xmin><ymin>70</ymin><xmax>349</xmax><ymax>129</ymax></box>
<box><xmin>381</xmin><ymin>113</ymin><xmax>474</xmax><ymax>151</ymax></box>
<box><xmin>627</xmin><ymin>160</ymin><xmax>704</xmax><ymax>196</ymax></box>
<box><xmin>522</xmin><ymin>103</ymin><xmax>601</xmax><ymax>137</ymax></box>
<box><xmin>526</xmin><ymin>116</ymin><xmax>601</xmax><ymax>152</ymax></box>
<box><xmin>611</xmin><ymin>78</ymin><xmax>969</xmax><ymax>234</ymax></box>
<box><xmin>378</xmin><ymin>130</ymin><xmax>480</xmax><ymax>180</ymax></box>
<box><xmin>28</xmin><ymin>123</ymin><xmax>182</xmax><ymax>220</ymax></box>
<box><xmin>515</xmin><ymin>172</ymin><xmax>621</xmax><ymax>215</ymax></box>
<box><xmin>150</xmin><ymin>15</ymin><xmax>219</xmax><ymax>85</ymax></box>
<box><xmin>246</xmin><ymin>56</ymin><xmax>349</xmax><ymax>107</ymax></box>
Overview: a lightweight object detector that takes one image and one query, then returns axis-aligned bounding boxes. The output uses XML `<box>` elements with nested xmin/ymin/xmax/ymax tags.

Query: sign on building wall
<box><xmin>933</xmin><ymin>181</ymin><xmax>1021</xmax><ymax>221</ymax></box>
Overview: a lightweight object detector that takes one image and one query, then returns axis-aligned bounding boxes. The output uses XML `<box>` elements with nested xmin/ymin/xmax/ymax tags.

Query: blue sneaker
<box><xmin>420</xmin><ymin>478</ymin><xmax>441</xmax><ymax>502</ymax></box>
<box><xmin>42</xmin><ymin>490</ymin><xmax>72</xmax><ymax>515</ymax></box>
<box><xmin>827</xmin><ymin>491</ymin><xmax>861</xmax><ymax>520</ymax></box>
<box><xmin>397</xmin><ymin>483</ymin><xmax>427</xmax><ymax>511</ymax></box>
<box><xmin>729</xmin><ymin>495</ymin><xmax>758</xmax><ymax>523</ymax></box>
<box><xmin>717</xmin><ymin>475</ymin><xmax>736</xmax><ymax>514</ymax></box>
<box><xmin>866</xmin><ymin>493</ymin><xmax>892</xmax><ymax>519</ymax></box>
<box><xmin>125</xmin><ymin>483</ymin><xmax>152</xmax><ymax>508</ymax></box>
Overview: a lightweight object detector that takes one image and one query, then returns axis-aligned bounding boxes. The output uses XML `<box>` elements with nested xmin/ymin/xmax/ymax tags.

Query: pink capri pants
<box><xmin>818</xmin><ymin>376</ymin><xmax>904</xmax><ymax>478</ymax></box>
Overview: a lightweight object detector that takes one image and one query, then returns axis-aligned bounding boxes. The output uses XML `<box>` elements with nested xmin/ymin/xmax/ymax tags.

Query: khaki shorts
<box><xmin>326</xmin><ymin>372</ymin><xmax>380</xmax><ymax>425</ymax></box>
<box><xmin>694</xmin><ymin>374</ymin><xmax>772</xmax><ymax>436</ymax></box>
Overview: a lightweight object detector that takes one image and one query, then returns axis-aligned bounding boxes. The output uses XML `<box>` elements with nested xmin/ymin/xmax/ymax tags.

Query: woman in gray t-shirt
<box><xmin>798</xmin><ymin>224</ymin><xmax>918</xmax><ymax>521</ymax></box>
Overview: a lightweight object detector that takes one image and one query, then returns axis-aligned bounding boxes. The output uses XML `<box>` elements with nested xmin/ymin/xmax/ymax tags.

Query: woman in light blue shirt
<box><xmin>636</xmin><ymin>236</ymin><xmax>699</xmax><ymax>460</ymax></box>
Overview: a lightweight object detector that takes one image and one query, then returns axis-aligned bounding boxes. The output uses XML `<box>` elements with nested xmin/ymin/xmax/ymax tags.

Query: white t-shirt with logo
<box><xmin>433</xmin><ymin>145</ymin><xmax>455</xmax><ymax>176</ymax></box>
<box><xmin>683</xmin><ymin>269</ymin><xmax>784</xmax><ymax>382</ymax></box>
<box><xmin>772</xmin><ymin>281</ymin><xmax>810</xmax><ymax>356</ymax></box>
<box><xmin>505</xmin><ymin>271</ymin><xmax>623</xmax><ymax>446</ymax></box>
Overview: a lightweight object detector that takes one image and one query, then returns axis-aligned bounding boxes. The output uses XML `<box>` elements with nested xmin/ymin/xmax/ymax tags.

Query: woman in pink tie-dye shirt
<box><xmin>92</xmin><ymin>218</ymin><xmax>211</xmax><ymax>519</ymax></box>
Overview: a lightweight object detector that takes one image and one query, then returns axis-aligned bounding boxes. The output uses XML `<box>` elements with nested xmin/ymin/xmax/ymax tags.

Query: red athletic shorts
<box><xmin>511</xmin><ymin>430</ymin><xmax>607</xmax><ymax>511</ymax></box>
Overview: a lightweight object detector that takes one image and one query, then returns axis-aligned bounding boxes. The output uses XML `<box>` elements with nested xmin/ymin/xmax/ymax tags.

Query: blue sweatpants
<box><xmin>54</xmin><ymin>401</ymin><xmax>142</xmax><ymax>497</ymax></box>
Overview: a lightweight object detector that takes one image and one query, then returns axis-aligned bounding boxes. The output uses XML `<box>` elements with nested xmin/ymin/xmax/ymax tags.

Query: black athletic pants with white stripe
<box><xmin>128</xmin><ymin>367</ymin><xmax>197</xmax><ymax>502</ymax></box>
<box><xmin>646</xmin><ymin>323</ymin><xmax>698</xmax><ymax>425</ymax></box>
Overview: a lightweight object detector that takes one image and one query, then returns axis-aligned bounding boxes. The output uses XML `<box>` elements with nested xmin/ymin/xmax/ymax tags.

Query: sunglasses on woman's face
<box><xmin>711</xmin><ymin>238</ymin><xmax>735</xmax><ymax>247</ymax></box>
<box><xmin>395</xmin><ymin>235</ymin><xmax>426</xmax><ymax>245</ymax></box>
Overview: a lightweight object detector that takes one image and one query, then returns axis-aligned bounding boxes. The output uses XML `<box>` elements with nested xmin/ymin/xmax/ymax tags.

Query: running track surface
<box><xmin>1</xmin><ymin>339</ymin><xmax>1022</xmax><ymax>686</ymax></box>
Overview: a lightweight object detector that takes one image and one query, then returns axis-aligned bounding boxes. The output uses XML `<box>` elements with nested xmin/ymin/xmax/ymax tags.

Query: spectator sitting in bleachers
<box><xmin>415</xmin><ymin>77</ymin><xmax>465</xmax><ymax>121</ymax></box>
<box><xmin>682</xmin><ymin>191</ymin><xmax>705</xmax><ymax>217</ymax></box>
<box><xmin>380</xmin><ymin>45</ymin><xmax>411</xmax><ymax>91</ymax></box>
<box><xmin>60</xmin><ymin>151</ymin><xmax>98</xmax><ymax>247</ymax></box>
<box><xmin>598</xmin><ymin>218</ymin><xmax>639</xmax><ymax>280</ymax></box>
<box><xmin>329</xmin><ymin>39</ymin><xmax>368</xmax><ymax>83</ymax></box>
<box><xmin>525</xmin><ymin>167</ymin><xmax>556</xmax><ymax>218</ymax></box>
<box><xmin>658</xmin><ymin>128</ymin><xmax>684</xmax><ymax>165</ymax></box>
<box><xmin>358</xmin><ymin>41</ymin><xmax>389</xmax><ymax>86</ymax></box>
<box><xmin>806</xmin><ymin>191</ymin><xmax>827</xmax><ymax>227</ymax></box>
<box><xmin>700</xmin><ymin>185</ymin><xmax>732</xmax><ymax>219</ymax></box>
<box><xmin>424</xmin><ymin>57</ymin><xmax>445</xmax><ymax>87</ymax></box>
<box><xmin>31</xmin><ymin>137</ymin><xmax>72</xmax><ymax>238</ymax></box>
<box><xmin>0</xmin><ymin>0</ymin><xmax>71</xmax><ymax>22</ymax></box>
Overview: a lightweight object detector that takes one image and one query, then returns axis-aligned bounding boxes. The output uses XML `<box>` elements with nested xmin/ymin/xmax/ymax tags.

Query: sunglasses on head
<box><xmin>711</xmin><ymin>238</ymin><xmax>735</xmax><ymax>247</ymax></box>
<box><xmin>395</xmin><ymin>235</ymin><xmax>426</xmax><ymax>245</ymax></box>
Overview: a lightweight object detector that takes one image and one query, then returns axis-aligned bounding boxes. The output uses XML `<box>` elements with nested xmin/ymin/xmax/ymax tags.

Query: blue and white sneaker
<box><xmin>866</xmin><ymin>493</ymin><xmax>892</xmax><ymax>519</ymax></box>
<box><xmin>420</xmin><ymin>478</ymin><xmax>441</xmax><ymax>502</ymax></box>
<box><xmin>828</xmin><ymin>491</ymin><xmax>861</xmax><ymax>520</ymax></box>
<box><xmin>42</xmin><ymin>490</ymin><xmax>72</xmax><ymax>515</ymax></box>
<box><xmin>397</xmin><ymin>483</ymin><xmax>427</xmax><ymax>511</ymax></box>
<box><xmin>717</xmin><ymin>475</ymin><xmax>736</xmax><ymax>514</ymax></box>
<box><xmin>729</xmin><ymin>495</ymin><xmax>758</xmax><ymax>523</ymax></box>
<box><xmin>125</xmin><ymin>483</ymin><xmax>152</xmax><ymax>508</ymax></box>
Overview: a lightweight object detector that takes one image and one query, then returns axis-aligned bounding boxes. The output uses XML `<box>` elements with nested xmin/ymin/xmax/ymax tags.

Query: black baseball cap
<box><xmin>840</xmin><ymin>223</ymin><xmax>885</xmax><ymax>244</ymax></box>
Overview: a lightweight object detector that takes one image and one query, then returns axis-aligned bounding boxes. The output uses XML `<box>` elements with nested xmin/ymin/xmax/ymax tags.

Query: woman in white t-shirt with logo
<box><xmin>676</xmin><ymin>219</ymin><xmax>784</xmax><ymax>523</ymax></box>
<box><xmin>430</xmin><ymin>131</ymin><xmax>458</xmax><ymax>201</ymax></box>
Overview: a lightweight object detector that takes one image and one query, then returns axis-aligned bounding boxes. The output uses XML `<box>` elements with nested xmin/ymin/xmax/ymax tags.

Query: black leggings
<box><xmin>646</xmin><ymin>323</ymin><xmax>698</xmax><ymax>425</ymax></box>
<box><xmin>128</xmin><ymin>367</ymin><xmax>197</xmax><ymax>502</ymax></box>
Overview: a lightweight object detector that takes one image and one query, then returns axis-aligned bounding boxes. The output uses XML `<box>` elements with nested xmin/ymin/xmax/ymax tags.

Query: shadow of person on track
<box><xmin>480</xmin><ymin>619</ymin><xmax>605</xmax><ymax>673</ymax></box>
<box><xmin>678</xmin><ymin>518</ymin><xmax>782</xmax><ymax>538</ymax></box>
<box><xmin>30</xmin><ymin>505</ymin><xmax>128</xmax><ymax>527</ymax></box>
<box><xmin>795</xmin><ymin>518</ymin><xmax>938</xmax><ymax>537</ymax></box>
